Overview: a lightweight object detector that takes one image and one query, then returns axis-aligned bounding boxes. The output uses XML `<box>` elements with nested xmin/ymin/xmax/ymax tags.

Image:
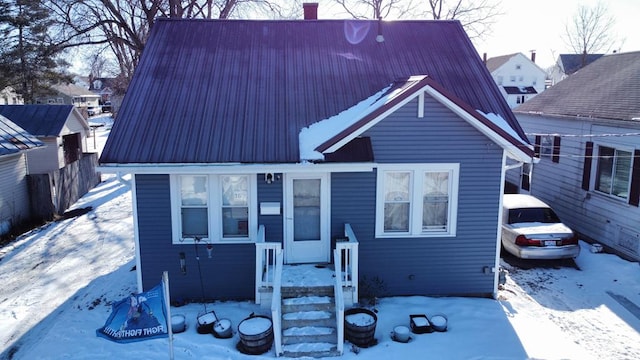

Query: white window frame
<box><xmin>375</xmin><ymin>164</ymin><xmax>459</xmax><ymax>238</ymax></box>
<box><xmin>170</xmin><ymin>174</ymin><xmax>258</xmax><ymax>244</ymax></box>
<box><xmin>593</xmin><ymin>144</ymin><xmax>633</xmax><ymax>200</ymax></box>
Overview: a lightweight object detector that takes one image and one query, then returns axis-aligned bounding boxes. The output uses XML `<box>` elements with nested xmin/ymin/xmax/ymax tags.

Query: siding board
<box><xmin>331</xmin><ymin>96</ymin><xmax>503</xmax><ymax>297</ymax></box>
<box><xmin>136</xmin><ymin>174</ymin><xmax>255</xmax><ymax>301</ymax></box>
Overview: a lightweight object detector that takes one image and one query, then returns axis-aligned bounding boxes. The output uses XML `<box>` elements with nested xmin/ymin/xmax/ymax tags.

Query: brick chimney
<box><xmin>530</xmin><ymin>50</ymin><xmax>536</xmax><ymax>63</ymax></box>
<box><xmin>303</xmin><ymin>3</ymin><xmax>318</xmax><ymax>20</ymax></box>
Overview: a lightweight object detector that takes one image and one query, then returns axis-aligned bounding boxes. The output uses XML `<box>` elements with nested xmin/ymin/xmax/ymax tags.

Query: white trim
<box><xmin>323</xmin><ymin>89</ymin><xmax>423</xmax><ymax>154</ymax></box>
<box><xmin>375</xmin><ymin>163</ymin><xmax>459</xmax><ymax>238</ymax></box>
<box><xmin>130</xmin><ymin>175</ymin><xmax>144</xmax><ymax>293</ymax></box>
<box><xmin>422</xmin><ymin>86</ymin><xmax>533</xmax><ymax>163</ymax></box>
<box><xmin>418</xmin><ymin>92</ymin><xmax>424</xmax><ymax>118</ymax></box>
<box><xmin>98</xmin><ymin>162</ymin><xmax>374</xmax><ymax>174</ymax></box>
<box><xmin>170</xmin><ymin>174</ymin><xmax>258</xmax><ymax>244</ymax></box>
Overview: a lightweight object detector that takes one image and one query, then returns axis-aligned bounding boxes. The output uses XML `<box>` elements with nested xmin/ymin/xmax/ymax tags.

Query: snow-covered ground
<box><xmin>1</xmin><ymin>118</ymin><xmax>639</xmax><ymax>360</ymax></box>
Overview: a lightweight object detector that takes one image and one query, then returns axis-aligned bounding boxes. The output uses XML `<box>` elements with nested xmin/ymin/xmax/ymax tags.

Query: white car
<box><xmin>501</xmin><ymin>194</ymin><xmax>580</xmax><ymax>260</ymax></box>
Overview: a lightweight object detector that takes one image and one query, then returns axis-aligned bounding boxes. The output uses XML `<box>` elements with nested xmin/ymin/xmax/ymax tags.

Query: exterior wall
<box><xmin>0</xmin><ymin>153</ymin><xmax>31</xmax><ymax>234</ymax></box>
<box><xmin>25</xmin><ymin>138</ymin><xmax>61</xmax><ymax>174</ymax></box>
<box><xmin>330</xmin><ymin>96</ymin><xmax>505</xmax><ymax>297</ymax></box>
<box><xmin>135</xmin><ymin>174</ymin><xmax>256</xmax><ymax>301</ymax></box>
<box><xmin>135</xmin><ymin>95</ymin><xmax>508</xmax><ymax>300</ymax></box>
<box><xmin>513</xmin><ymin>113</ymin><xmax>640</xmax><ymax>261</ymax></box>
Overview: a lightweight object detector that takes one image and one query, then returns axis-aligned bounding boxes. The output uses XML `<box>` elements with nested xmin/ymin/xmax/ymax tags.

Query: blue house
<box><xmin>99</xmin><ymin>17</ymin><xmax>534</xmax><ymax>306</ymax></box>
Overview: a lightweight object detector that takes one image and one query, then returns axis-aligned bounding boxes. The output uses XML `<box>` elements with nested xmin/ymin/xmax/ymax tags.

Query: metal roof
<box><xmin>0</xmin><ymin>105</ymin><xmax>77</xmax><ymax>137</ymax></box>
<box><xmin>100</xmin><ymin>18</ymin><xmax>529</xmax><ymax>165</ymax></box>
<box><xmin>515</xmin><ymin>51</ymin><xmax>640</xmax><ymax>121</ymax></box>
<box><xmin>0</xmin><ymin>114</ymin><xmax>44</xmax><ymax>157</ymax></box>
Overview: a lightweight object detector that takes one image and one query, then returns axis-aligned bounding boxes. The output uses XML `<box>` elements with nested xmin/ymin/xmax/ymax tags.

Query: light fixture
<box><xmin>179</xmin><ymin>252</ymin><xmax>186</xmax><ymax>275</ymax></box>
<box><xmin>265</xmin><ymin>173</ymin><xmax>274</xmax><ymax>184</ymax></box>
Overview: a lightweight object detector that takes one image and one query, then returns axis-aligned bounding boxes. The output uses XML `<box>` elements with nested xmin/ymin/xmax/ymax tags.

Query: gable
<box><xmin>310</xmin><ymin>76</ymin><xmax>533</xmax><ymax>163</ymax></box>
<box><xmin>0</xmin><ymin>105</ymin><xmax>78</xmax><ymax>137</ymax></box>
<box><xmin>100</xmin><ymin>19</ymin><xmax>526</xmax><ymax>166</ymax></box>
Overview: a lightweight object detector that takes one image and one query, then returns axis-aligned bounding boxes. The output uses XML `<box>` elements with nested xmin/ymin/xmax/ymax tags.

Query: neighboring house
<box><xmin>549</xmin><ymin>53</ymin><xmax>604</xmax><ymax>86</ymax></box>
<box><xmin>35</xmin><ymin>83</ymin><xmax>101</xmax><ymax>118</ymax></box>
<box><xmin>0</xmin><ymin>105</ymin><xmax>101</xmax><ymax>218</ymax></box>
<box><xmin>99</xmin><ymin>17</ymin><xmax>534</xmax><ymax>305</ymax></box>
<box><xmin>511</xmin><ymin>51</ymin><xmax>640</xmax><ymax>262</ymax></box>
<box><xmin>0</xmin><ymin>115</ymin><xmax>43</xmax><ymax>236</ymax></box>
<box><xmin>485</xmin><ymin>52</ymin><xmax>547</xmax><ymax>108</ymax></box>
<box><xmin>0</xmin><ymin>87</ymin><xmax>24</xmax><ymax>105</ymax></box>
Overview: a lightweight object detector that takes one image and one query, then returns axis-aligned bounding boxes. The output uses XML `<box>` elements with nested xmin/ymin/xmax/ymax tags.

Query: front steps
<box><xmin>279</xmin><ymin>285</ymin><xmax>341</xmax><ymax>358</ymax></box>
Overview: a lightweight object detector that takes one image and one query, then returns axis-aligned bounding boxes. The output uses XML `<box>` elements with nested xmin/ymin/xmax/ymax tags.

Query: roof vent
<box><xmin>376</xmin><ymin>18</ymin><xmax>384</xmax><ymax>43</ymax></box>
<box><xmin>303</xmin><ymin>2</ymin><xmax>318</xmax><ymax>20</ymax></box>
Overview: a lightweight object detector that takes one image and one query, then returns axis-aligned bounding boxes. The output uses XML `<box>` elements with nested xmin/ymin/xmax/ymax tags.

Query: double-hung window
<box><xmin>376</xmin><ymin>164</ymin><xmax>459</xmax><ymax>237</ymax></box>
<box><xmin>595</xmin><ymin>146</ymin><xmax>632</xmax><ymax>199</ymax></box>
<box><xmin>172</xmin><ymin>174</ymin><xmax>256</xmax><ymax>243</ymax></box>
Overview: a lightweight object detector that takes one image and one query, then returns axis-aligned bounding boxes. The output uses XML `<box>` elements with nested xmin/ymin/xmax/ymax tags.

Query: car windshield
<box><xmin>508</xmin><ymin>207</ymin><xmax>561</xmax><ymax>224</ymax></box>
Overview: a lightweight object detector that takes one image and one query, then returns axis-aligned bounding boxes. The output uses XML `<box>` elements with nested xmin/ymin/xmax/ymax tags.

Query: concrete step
<box><xmin>282</xmin><ymin>342</ymin><xmax>340</xmax><ymax>358</ymax></box>
<box><xmin>282</xmin><ymin>310</ymin><xmax>335</xmax><ymax>328</ymax></box>
<box><xmin>282</xmin><ymin>295</ymin><xmax>334</xmax><ymax>313</ymax></box>
<box><xmin>282</xmin><ymin>285</ymin><xmax>334</xmax><ymax>298</ymax></box>
<box><xmin>282</xmin><ymin>326</ymin><xmax>336</xmax><ymax>345</ymax></box>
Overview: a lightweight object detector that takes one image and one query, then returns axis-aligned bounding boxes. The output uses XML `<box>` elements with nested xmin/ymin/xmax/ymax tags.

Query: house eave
<box><xmin>97</xmin><ymin>162</ymin><xmax>376</xmax><ymax>174</ymax></box>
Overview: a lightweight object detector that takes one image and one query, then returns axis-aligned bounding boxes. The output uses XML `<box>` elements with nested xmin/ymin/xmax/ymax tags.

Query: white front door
<box><xmin>284</xmin><ymin>173</ymin><xmax>330</xmax><ymax>264</ymax></box>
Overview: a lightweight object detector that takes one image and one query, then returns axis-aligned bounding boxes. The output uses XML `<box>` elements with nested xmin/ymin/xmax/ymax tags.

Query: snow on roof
<box><xmin>476</xmin><ymin>110</ymin><xmax>527</xmax><ymax>147</ymax></box>
<box><xmin>299</xmin><ymin>85</ymin><xmax>392</xmax><ymax>161</ymax></box>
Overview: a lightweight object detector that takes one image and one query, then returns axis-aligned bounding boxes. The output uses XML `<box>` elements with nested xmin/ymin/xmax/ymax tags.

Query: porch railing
<box><xmin>271</xmin><ymin>248</ymin><xmax>284</xmax><ymax>357</ymax></box>
<box><xmin>335</xmin><ymin>223</ymin><xmax>359</xmax><ymax>304</ymax></box>
<box><xmin>333</xmin><ymin>248</ymin><xmax>345</xmax><ymax>355</ymax></box>
<box><xmin>254</xmin><ymin>225</ymin><xmax>281</xmax><ymax>304</ymax></box>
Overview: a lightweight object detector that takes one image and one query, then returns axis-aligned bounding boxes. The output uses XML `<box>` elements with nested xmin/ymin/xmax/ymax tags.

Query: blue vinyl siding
<box><xmin>135</xmin><ymin>174</ymin><xmax>255</xmax><ymax>301</ymax></box>
<box><xmin>257</xmin><ymin>173</ymin><xmax>283</xmax><ymax>242</ymax></box>
<box><xmin>330</xmin><ymin>96</ymin><xmax>504</xmax><ymax>297</ymax></box>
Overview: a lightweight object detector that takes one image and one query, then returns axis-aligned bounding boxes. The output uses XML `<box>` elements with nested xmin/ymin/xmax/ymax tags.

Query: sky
<box><xmin>314</xmin><ymin>0</ymin><xmax>640</xmax><ymax>70</ymax></box>
<box><xmin>0</xmin><ymin>114</ymin><xmax>639</xmax><ymax>359</ymax></box>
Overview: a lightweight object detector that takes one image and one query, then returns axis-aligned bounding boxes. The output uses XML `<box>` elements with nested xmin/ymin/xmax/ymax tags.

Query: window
<box><xmin>595</xmin><ymin>146</ymin><xmax>632</xmax><ymax>199</ymax></box>
<box><xmin>172</xmin><ymin>174</ymin><xmax>256</xmax><ymax>243</ymax></box>
<box><xmin>376</xmin><ymin>164</ymin><xmax>459</xmax><ymax>237</ymax></box>
<box><xmin>515</xmin><ymin>64</ymin><xmax>521</xmax><ymax>70</ymax></box>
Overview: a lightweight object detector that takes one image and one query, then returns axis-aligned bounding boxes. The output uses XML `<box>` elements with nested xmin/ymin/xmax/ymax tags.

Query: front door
<box><xmin>284</xmin><ymin>173</ymin><xmax>330</xmax><ymax>264</ymax></box>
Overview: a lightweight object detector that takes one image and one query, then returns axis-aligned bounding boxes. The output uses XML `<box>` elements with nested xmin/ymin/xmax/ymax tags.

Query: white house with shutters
<box><xmin>509</xmin><ymin>51</ymin><xmax>640</xmax><ymax>262</ymax></box>
<box><xmin>485</xmin><ymin>52</ymin><xmax>547</xmax><ymax>109</ymax></box>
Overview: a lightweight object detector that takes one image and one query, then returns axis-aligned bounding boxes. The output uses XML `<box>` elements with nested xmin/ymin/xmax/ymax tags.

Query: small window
<box><xmin>179</xmin><ymin>175</ymin><xmax>209</xmax><ymax>239</ymax></box>
<box><xmin>172</xmin><ymin>174</ymin><xmax>256</xmax><ymax>243</ymax></box>
<box><xmin>595</xmin><ymin>146</ymin><xmax>632</xmax><ymax>199</ymax></box>
<box><xmin>515</xmin><ymin>64</ymin><xmax>521</xmax><ymax>70</ymax></box>
<box><xmin>221</xmin><ymin>175</ymin><xmax>249</xmax><ymax>238</ymax></box>
<box><xmin>376</xmin><ymin>164</ymin><xmax>459</xmax><ymax>237</ymax></box>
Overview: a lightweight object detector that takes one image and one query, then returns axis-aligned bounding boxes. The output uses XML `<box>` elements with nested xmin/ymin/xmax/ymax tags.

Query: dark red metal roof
<box><xmin>100</xmin><ymin>19</ymin><xmax>529</xmax><ymax>165</ymax></box>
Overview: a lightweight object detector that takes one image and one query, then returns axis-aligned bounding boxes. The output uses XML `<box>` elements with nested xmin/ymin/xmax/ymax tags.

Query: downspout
<box><xmin>493</xmin><ymin>152</ymin><xmax>509</xmax><ymax>298</ymax></box>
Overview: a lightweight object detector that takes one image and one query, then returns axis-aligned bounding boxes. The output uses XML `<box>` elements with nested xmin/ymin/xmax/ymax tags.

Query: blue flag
<box><xmin>96</xmin><ymin>282</ymin><xmax>168</xmax><ymax>343</ymax></box>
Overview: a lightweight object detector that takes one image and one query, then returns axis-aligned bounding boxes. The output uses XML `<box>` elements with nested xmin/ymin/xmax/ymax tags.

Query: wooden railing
<box><xmin>333</xmin><ymin>249</ymin><xmax>345</xmax><ymax>355</ymax></box>
<box><xmin>271</xmin><ymin>248</ymin><xmax>284</xmax><ymax>357</ymax></box>
<box><xmin>335</xmin><ymin>223</ymin><xmax>359</xmax><ymax>304</ymax></box>
<box><xmin>254</xmin><ymin>225</ymin><xmax>281</xmax><ymax>304</ymax></box>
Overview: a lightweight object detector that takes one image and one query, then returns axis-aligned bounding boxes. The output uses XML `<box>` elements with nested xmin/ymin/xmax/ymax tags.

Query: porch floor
<box><xmin>281</xmin><ymin>264</ymin><xmax>336</xmax><ymax>287</ymax></box>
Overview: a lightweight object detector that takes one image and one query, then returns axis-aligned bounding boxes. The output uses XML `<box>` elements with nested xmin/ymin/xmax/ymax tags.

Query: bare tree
<box><xmin>424</xmin><ymin>0</ymin><xmax>501</xmax><ymax>39</ymax></box>
<box><xmin>48</xmin><ymin>0</ymin><xmax>290</xmax><ymax>89</ymax></box>
<box><xmin>335</xmin><ymin>0</ymin><xmax>416</xmax><ymax>19</ymax></box>
<box><xmin>564</xmin><ymin>2</ymin><xmax>617</xmax><ymax>65</ymax></box>
<box><xmin>333</xmin><ymin>0</ymin><xmax>501</xmax><ymax>39</ymax></box>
